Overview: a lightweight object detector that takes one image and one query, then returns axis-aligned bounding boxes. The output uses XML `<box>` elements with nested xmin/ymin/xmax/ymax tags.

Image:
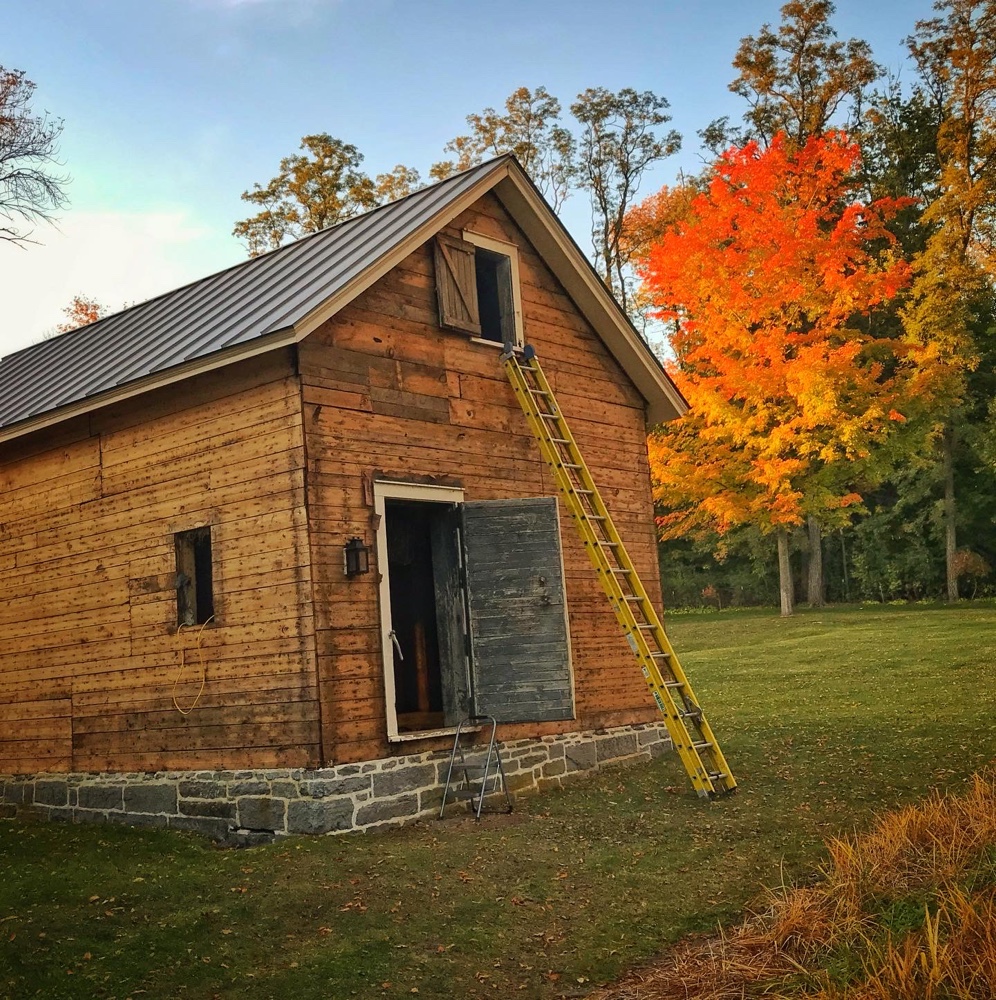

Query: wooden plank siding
<box><xmin>0</xmin><ymin>351</ymin><xmax>320</xmax><ymax>774</ymax></box>
<box><xmin>301</xmin><ymin>192</ymin><xmax>664</xmax><ymax>764</ymax></box>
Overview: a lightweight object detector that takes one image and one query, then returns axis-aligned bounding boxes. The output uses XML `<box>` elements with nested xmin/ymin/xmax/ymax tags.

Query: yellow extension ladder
<box><xmin>502</xmin><ymin>345</ymin><xmax>736</xmax><ymax>798</ymax></box>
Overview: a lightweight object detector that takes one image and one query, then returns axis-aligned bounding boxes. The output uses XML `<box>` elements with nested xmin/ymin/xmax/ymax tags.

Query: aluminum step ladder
<box><xmin>502</xmin><ymin>344</ymin><xmax>736</xmax><ymax>798</ymax></box>
<box><xmin>439</xmin><ymin>716</ymin><xmax>513</xmax><ymax>820</ymax></box>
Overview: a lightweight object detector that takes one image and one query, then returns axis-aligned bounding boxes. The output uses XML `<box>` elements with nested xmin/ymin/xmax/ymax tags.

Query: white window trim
<box><xmin>462</xmin><ymin>230</ymin><xmax>525</xmax><ymax>349</ymax></box>
<box><xmin>373</xmin><ymin>480</ymin><xmax>466</xmax><ymax>743</ymax></box>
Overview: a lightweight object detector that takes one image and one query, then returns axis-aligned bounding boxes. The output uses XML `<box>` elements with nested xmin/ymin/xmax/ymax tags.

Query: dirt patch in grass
<box><xmin>436</xmin><ymin>809</ymin><xmax>529</xmax><ymax>832</ymax></box>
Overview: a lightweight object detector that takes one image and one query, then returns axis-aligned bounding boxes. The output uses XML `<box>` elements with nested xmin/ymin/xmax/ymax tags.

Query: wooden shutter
<box><xmin>429</xmin><ymin>506</ymin><xmax>472</xmax><ymax>725</ymax></box>
<box><xmin>434</xmin><ymin>234</ymin><xmax>481</xmax><ymax>336</ymax></box>
<box><xmin>462</xmin><ymin>497</ymin><xmax>575</xmax><ymax>723</ymax></box>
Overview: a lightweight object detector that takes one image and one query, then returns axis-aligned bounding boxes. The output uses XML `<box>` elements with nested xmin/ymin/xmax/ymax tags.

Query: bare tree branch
<box><xmin>0</xmin><ymin>66</ymin><xmax>69</xmax><ymax>248</ymax></box>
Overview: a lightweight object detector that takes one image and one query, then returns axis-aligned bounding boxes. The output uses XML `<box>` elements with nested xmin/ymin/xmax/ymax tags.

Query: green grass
<box><xmin>2</xmin><ymin>605</ymin><xmax>995</xmax><ymax>999</ymax></box>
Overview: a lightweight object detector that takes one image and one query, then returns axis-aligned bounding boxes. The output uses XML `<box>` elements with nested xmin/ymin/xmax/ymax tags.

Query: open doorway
<box><xmin>386</xmin><ymin>500</ymin><xmax>452</xmax><ymax>732</ymax></box>
<box><xmin>375</xmin><ymin>482</ymin><xmax>469</xmax><ymax>739</ymax></box>
<box><xmin>374</xmin><ymin>481</ymin><xmax>576</xmax><ymax>741</ymax></box>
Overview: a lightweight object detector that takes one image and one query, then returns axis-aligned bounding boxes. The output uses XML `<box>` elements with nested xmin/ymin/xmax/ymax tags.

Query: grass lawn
<box><xmin>2</xmin><ymin>604</ymin><xmax>995</xmax><ymax>999</ymax></box>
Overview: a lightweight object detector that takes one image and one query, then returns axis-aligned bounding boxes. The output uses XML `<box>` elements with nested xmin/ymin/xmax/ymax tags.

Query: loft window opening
<box><xmin>175</xmin><ymin>527</ymin><xmax>214</xmax><ymax>626</ymax></box>
<box><xmin>474</xmin><ymin>247</ymin><xmax>513</xmax><ymax>345</ymax></box>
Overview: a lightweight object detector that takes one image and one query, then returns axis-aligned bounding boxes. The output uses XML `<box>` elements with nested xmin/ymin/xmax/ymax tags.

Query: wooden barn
<box><xmin>0</xmin><ymin>156</ymin><xmax>689</xmax><ymax>839</ymax></box>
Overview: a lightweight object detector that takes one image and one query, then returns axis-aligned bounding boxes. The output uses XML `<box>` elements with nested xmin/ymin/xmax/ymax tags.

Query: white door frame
<box><xmin>373</xmin><ymin>480</ymin><xmax>466</xmax><ymax>742</ymax></box>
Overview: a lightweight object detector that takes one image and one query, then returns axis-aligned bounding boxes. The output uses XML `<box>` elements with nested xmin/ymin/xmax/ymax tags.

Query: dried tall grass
<box><xmin>587</xmin><ymin>772</ymin><xmax>996</xmax><ymax>1000</ymax></box>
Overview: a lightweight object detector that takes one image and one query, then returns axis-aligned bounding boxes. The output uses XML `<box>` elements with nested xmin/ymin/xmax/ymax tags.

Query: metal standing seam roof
<box><xmin>0</xmin><ymin>157</ymin><xmax>510</xmax><ymax>431</ymax></box>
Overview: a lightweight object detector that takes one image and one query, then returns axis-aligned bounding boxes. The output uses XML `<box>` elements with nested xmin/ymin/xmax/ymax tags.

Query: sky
<box><xmin>2</xmin><ymin>0</ymin><xmax>937</xmax><ymax>358</ymax></box>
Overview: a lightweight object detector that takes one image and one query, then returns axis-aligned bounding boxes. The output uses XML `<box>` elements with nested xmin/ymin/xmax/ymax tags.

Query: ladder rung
<box><xmin>539</xmin><ymin>412</ymin><xmax>560</xmax><ymax>420</ymax></box>
<box><xmin>611</xmin><ymin>567</ymin><xmax>633</xmax><ymax>574</ymax></box>
<box><xmin>528</xmin><ymin>388</ymin><xmax>552</xmax><ymax>397</ymax></box>
<box><xmin>650</xmin><ymin>651</ymin><xmax>670</xmax><ymax>658</ymax></box>
<box><xmin>693</xmin><ymin>741</ymin><xmax>713</xmax><ymax>751</ymax></box>
<box><xmin>623</xmin><ymin>596</ymin><xmax>644</xmax><ymax>603</ymax></box>
<box><xmin>663</xmin><ymin>680</ymin><xmax>684</xmax><ymax>689</ymax></box>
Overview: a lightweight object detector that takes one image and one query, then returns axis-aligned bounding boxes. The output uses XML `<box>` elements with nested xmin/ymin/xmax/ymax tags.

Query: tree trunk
<box><xmin>777</xmin><ymin>529</ymin><xmax>794</xmax><ymax>617</ymax></box>
<box><xmin>807</xmin><ymin>516</ymin><xmax>825</xmax><ymax>607</ymax></box>
<box><xmin>840</xmin><ymin>530</ymin><xmax>850</xmax><ymax>602</ymax></box>
<box><xmin>943</xmin><ymin>424</ymin><xmax>958</xmax><ymax>602</ymax></box>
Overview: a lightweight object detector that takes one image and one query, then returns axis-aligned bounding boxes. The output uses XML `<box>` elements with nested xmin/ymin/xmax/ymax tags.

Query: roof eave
<box><xmin>0</xmin><ymin>329</ymin><xmax>297</xmax><ymax>447</ymax></box>
<box><xmin>0</xmin><ymin>154</ymin><xmax>686</xmax><ymax>448</ymax></box>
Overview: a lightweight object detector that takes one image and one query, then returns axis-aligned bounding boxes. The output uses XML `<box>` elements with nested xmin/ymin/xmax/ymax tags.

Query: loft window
<box><xmin>175</xmin><ymin>527</ymin><xmax>214</xmax><ymax>626</ymax></box>
<box><xmin>434</xmin><ymin>231</ymin><xmax>523</xmax><ymax>349</ymax></box>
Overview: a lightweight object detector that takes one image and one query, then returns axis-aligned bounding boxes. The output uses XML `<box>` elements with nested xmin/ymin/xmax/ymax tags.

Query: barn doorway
<box><xmin>384</xmin><ymin>498</ymin><xmax>466</xmax><ymax>734</ymax></box>
<box><xmin>373</xmin><ymin>481</ymin><xmax>576</xmax><ymax>741</ymax></box>
<box><xmin>374</xmin><ymin>482</ymin><xmax>469</xmax><ymax>740</ymax></box>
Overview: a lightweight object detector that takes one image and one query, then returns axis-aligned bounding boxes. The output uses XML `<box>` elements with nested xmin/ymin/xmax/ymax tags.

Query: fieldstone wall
<box><xmin>0</xmin><ymin>722</ymin><xmax>670</xmax><ymax>845</ymax></box>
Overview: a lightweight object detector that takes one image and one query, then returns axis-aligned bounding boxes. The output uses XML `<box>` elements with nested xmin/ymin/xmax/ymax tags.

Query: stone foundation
<box><xmin>0</xmin><ymin>722</ymin><xmax>670</xmax><ymax>844</ymax></box>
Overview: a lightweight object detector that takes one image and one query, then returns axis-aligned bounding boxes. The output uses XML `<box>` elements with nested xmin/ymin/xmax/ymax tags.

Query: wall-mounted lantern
<box><xmin>343</xmin><ymin>537</ymin><xmax>371</xmax><ymax>578</ymax></box>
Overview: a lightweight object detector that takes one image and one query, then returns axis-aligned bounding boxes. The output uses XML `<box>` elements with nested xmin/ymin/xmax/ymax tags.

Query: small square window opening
<box><xmin>175</xmin><ymin>527</ymin><xmax>214</xmax><ymax>626</ymax></box>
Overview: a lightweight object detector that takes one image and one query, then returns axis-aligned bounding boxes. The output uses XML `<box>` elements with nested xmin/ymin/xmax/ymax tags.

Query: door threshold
<box><xmin>390</xmin><ymin>725</ymin><xmax>481</xmax><ymax>744</ymax></box>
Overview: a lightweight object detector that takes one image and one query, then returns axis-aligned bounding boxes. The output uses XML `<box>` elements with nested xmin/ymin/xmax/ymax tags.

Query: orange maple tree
<box><xmin>636</xmin><ymin>132</ymin><xmax>912</xmax><ymax>614</ymax></box>
<box><xmin>56</xmin><ymin>294</ymin><xmax>107</xmax><ymax>333</ymax></box>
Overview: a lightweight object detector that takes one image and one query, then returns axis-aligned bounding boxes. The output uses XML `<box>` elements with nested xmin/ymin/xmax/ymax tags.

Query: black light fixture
<box><xmin>343</xmin><ymin>537</ymin><xmax>370</xmax><ymax>578</ymax></box>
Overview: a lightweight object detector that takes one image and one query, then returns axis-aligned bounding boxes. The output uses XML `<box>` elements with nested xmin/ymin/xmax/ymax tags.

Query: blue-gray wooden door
<box><xmin>461</xmin><ymin>497</ymin><xmax>575</xmax><ymax>722</ymax></box>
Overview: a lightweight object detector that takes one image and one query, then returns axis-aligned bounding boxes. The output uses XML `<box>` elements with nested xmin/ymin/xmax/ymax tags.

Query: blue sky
<box><xmin>3</xmin><ymin>0</ymin><xmax>935</xmax><ymax>355</ymax></box>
